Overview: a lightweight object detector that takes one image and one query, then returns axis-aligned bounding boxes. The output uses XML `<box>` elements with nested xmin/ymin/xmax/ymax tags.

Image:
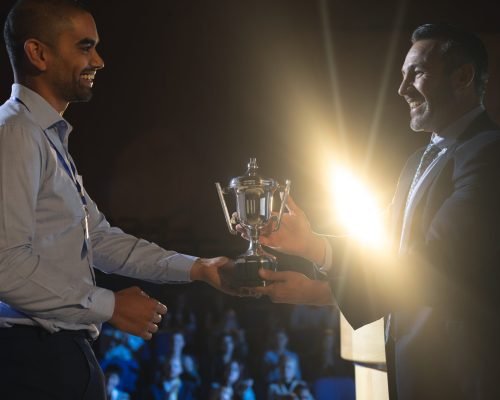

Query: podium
<box><xmin>340</xmin><ymin>315</ymin><xmax>389</xmax><ymax>400</ymax></box>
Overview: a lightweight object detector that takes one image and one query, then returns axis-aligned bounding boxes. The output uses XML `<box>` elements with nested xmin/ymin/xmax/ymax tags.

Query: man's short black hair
<box><xmin>411</xmin><ymin>23</ymin><xmax>489</xmax><ymax>99</ymax></box>
<box><xmin>3</xmin><ymin>0</ymin><xmax>90</xmax><ymax>72</ymax></box>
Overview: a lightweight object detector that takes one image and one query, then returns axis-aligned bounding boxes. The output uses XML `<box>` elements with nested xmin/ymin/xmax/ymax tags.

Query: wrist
<box><xmin>308</xmin><ymin>280</ymin><xmax>334</xmax><ymax>306</ymax></box>
<box><xmin>305</xmin><ymin>233</ymin><xmax>326</xmax><ymax>265</ymax></box>
<box><xmin>189</xmin><ymin>259</ymin><xmax>205</xmax><ymax>282</ymax></box>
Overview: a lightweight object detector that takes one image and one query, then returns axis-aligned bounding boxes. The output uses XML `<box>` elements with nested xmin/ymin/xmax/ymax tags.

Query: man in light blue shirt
<box><xmin>0</xmin><ymin>1</ymin><xmax>234</xmax><ymax>398</ymax></box>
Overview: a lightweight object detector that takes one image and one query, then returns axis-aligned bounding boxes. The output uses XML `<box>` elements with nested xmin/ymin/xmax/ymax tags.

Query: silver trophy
<box><xmin>216</xmin><ymin>158</ymin><xmax>291</xmax><ymax>287</ymax></box>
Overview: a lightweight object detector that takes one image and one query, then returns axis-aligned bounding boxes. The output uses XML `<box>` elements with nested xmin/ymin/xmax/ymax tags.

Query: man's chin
<box><xmin>71</xmin><ymin>91</ymin><xmax>93</xmax><ymax>103</ymax></box>
<box><xmin>410</xmin><ymin>119</ymin><xmax>425</xmax><ymax>132</ymax></box>
<box><xmin>409</xmin><ymin>114</ymin><xmax>433</xmax><ymax>133</ymax></box>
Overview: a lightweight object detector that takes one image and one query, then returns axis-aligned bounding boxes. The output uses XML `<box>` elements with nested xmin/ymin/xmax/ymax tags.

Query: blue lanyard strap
<box><xmin>42</xmin><ymin>127</ymin><xmax>92</xmax><ymax>255</ymax></box>
<box><xmin>12</xmin><ymin>96</ymin><xmax>87</xmax><ymax>206</ymax></box>
<box><xmin>42</xmin><ymin>130</ymin><xmax>88</xmax><ymax>207</ymax></box>
<box><xmin>12</xmin><ymin>96</ymin><xmax>95</xmax><ymax>285</ymax></box>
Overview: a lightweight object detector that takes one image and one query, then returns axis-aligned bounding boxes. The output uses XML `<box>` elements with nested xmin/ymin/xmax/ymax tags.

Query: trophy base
<box><xmin>233</xmin><ymin>255</ymin><xmax>277</xmax><ymax>287</ymax></box>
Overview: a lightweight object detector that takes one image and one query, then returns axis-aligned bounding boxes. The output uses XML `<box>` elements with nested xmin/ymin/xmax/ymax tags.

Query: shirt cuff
<box><xmin>158</xmin><ymin>253</ymin><xmax>199</xmax><ymax>282</ymax></box>
<box><xmin>317</xmin><ymin>236</ymin><xmax>333</xmax><ymax>273</ymax></box>
<box><xmin>87</xmin><ymin>287</ymin><xmax>115</xmax><ymax>323</ymax></box>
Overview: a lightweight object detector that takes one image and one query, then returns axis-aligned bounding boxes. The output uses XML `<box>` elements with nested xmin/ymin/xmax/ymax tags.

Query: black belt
<box><xmin>3</xmin><ymin>324</ymin><xmax>94</xmax><ymax>343</ymax></box>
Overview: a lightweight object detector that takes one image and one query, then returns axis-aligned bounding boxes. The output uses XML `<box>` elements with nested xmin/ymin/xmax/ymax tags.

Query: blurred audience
<box><xmin>97</xmin><ymin>288</ymin><xmax>354</xmax><ymax>399</ymax></box>
<box><xmin>267</xmin><ymin>354</ymin><xmax>307</xmax><ymax>400</ymax></box>
<box><xmin>148</xmin><ymin>356</ymin><xmax>198</xmax><ymax>400</ymax></box>
<box><xmin>262</xmin><ymin>328</ymin><xmax>302</xmax><ymax>384</ymax></box>
<box><xmin>210</xmin><ymin>359</ymin><xmax>256</xmax><ymax>400</ymax></box>
<box><xmin>104</xmin><ymin>364</ymin><xmax>131</xmax><ymax>400</ymax></box>
<box><xmin>99</xmin><ymin>326</ymin><xmax>145</xmax><ymax>395</ymax></box>
<box><xmin>292</xmin><ymin>382</ymin><xmax>315</xmax><ymax>400</ymax></box>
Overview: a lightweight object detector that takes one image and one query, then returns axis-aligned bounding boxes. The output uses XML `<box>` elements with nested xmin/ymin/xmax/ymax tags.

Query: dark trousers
<box><xmin>0</xmin><ymin>325</ymin><xmax>106</xmax><ymax>400</ymax></box>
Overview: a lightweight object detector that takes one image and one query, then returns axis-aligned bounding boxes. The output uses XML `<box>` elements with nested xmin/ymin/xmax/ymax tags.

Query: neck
<box><xmin>435</xmin><ymin>94</ymin><xmax>481</xmax><ymax>134</ymax></box>
<box><xmin>17</xmin><ymin>76</ymin><xmax>69</xmax><ymax>115</ymax></box>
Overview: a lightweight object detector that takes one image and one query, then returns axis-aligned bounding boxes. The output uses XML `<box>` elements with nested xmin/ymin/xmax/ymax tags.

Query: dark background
<box><xmin>1</xmin><ymin>0</ymin><xmax>500</xmax><ymax>294</ymax></box>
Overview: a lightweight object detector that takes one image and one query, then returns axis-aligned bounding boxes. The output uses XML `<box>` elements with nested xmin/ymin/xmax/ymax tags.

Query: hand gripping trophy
<box><xmin>216</xmin><ymin>158</ymin><xmax>291</xmax><ymax>287</ymax></box>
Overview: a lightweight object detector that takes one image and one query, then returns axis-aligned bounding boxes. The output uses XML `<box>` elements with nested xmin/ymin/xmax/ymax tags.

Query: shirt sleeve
<box><xmin>0</xmin><ymin>122</ymin><xmax>114</xmax><ymax>325</ymax></box>
<box><xmin>84</xmin><ymin>187</ymin><xmax>198</xmax><ymax>283</ymax></box>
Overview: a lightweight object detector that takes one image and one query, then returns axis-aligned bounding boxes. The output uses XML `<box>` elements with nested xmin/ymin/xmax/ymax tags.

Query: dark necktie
<box><xmin>386</xmin><ymin>142</ymin><xmax>442</xmax><ymax>342</ymax></box>
<box><xmin>407</xmin><ymin>142</ymin><xmax>441</xmax><ymax>205</ymax></box>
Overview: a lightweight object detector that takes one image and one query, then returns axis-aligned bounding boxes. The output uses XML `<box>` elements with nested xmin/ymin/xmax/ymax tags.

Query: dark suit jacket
<box><xmin>327</xmin><ymin>112</ymin><xmax>500</xmax><ymax>400</ymax></box>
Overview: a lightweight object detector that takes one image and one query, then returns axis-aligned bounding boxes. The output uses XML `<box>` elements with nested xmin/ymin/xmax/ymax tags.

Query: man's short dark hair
<box><xmin>3</xmin><ymin>0</ymin><xmax>89</xmax><ymax>72</ymax></box>
<box><xmin>411</xmin><ymin>23</ymin><xmax>489</xmax><ymax>99</ymax></box>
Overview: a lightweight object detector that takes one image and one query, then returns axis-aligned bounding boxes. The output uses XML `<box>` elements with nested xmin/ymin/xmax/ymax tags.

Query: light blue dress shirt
<box><xmin>0</xmin><ymin>84</ymin><xmax>198</xmax><ymax>338</ymax></box>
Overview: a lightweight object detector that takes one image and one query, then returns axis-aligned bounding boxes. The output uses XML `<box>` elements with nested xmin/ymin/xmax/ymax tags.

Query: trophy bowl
<box><xmin>216</xmin><ymin>158</ymin><xmax>291</xmax><ymax>287</ymax></box>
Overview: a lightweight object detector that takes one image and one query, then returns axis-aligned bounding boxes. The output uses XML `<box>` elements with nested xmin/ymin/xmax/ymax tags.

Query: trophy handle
<box><xmin>273</xmin><ymin>179</ymin><xmax>291</xmax><ymax>231</ymax></box>
<box><xmin>215</xmin><ymin>182</ymin><xmax>237</xmax><ymax>235</ymax></box>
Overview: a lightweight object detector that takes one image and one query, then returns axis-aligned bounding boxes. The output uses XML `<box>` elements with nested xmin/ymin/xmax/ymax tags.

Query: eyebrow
<box><xmin>77</xmin><ymin>38</ymin><xmax>98</xmax><ymax>47</ymax></box>
<box><xmin>402</xmin><ymin>61</ymin><xmax>427</xmax><ymax>73</ymax></box>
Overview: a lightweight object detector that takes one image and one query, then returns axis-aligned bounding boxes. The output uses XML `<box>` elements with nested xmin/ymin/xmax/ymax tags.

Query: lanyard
<box><xmin>43</xmin><ymin>131</ymin><xmax>90</xmax><ymax>239</ymax></box>
<box><xmin>13</xmin><ymin>96</ymin><xmax>95</xmax><ymax>285</ymax></box>
<box><xmin>43</xmin><ymin>128</ymin><xmax>88</xmax><ymax>207</ymax></box>
<box><xmin>13</xmin><ymin>96</ymin><xmax>90</xmax><ymax>240</ymax></box>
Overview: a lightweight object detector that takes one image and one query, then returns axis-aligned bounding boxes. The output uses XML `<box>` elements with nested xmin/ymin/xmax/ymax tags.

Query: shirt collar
<box><xmin>10</xmin><ymin>83</ymin><xmax>73</xmax><ymax>144</ymax></box>
<box><xmin>431</xmin><ymin>105</ymin><xmax>485</xmax><ymax>149</ymax></box>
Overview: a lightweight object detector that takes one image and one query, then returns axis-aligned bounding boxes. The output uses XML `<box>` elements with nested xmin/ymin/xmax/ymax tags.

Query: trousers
<box><xmin>0</xmin><ymin>324</ymin><xmax>106</xmax><ymax>400</ymax></box>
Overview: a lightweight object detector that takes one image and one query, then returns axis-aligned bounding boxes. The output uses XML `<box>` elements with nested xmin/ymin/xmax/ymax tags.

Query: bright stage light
<box><xmin>330</xmin><ymin>165</ymin><xmax>387</xmax><ymax>248</ymax></box>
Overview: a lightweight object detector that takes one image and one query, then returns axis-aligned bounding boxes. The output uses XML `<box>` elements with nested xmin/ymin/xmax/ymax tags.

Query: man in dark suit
<box><xmin>244</xmin><ymin>24</ymin><xmax>500</xmax><ymax>399</ymax></box>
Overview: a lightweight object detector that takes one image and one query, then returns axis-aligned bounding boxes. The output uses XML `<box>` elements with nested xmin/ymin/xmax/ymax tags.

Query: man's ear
<box><xmin>23</xmin><ymin>39</ymin><xmax>49</xmax><ymax>72</ymax></box>
<box><xmin>451</xmin><ymin>63</ymin><xmax>475</xmax><ymax>93</ymax></box>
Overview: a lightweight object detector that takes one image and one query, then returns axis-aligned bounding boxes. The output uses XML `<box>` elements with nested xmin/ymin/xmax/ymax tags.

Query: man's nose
<box><xmin>398</xmin><ymin>76</ymin><xmax>411</xmax><ymax>97</ymax></box>
<box><xmin>92</xmin><ymin>50</ymin><xmax>105</xmax><ymax>70</ymax></box>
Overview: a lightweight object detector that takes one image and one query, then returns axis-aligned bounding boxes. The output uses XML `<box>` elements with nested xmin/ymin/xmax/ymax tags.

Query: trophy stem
<box><xmin>230</xmin><ymin>227</ymin><xmax>277</xmax><ymax>287</ymax></box>
<box><xmin>246</xmin><ymin>228</ymin><xmax>262</xmax><ymax>255</ymax></box>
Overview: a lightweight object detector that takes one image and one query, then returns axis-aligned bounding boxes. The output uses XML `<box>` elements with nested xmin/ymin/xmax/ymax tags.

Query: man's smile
<box><xmin>80</xmin><ymin>71</ymin><xmax>96</xmax><ymax>87</ymax></box>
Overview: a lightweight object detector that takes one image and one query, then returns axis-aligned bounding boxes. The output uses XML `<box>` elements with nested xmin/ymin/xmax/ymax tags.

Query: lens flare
<box><xmin>330</xmin><ymin>165</ymin><xmax>387</xmax><ymax>248</ymax></box>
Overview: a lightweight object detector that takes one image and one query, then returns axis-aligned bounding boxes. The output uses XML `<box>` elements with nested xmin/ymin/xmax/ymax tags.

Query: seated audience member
<box><xmin>100</xmin><ymin>327</ymin><xmax>145</xmax><ymax>395</ymax></box>
<box><xmin>210</xmin><ymin>359</ymin><xmax>256</xmax><ymax>400</ymax></box>
<box><xmin>209</xmin><ymin>385</ymin><xmax>234</xmax><ymax>400</ymax></box>
<box><xmin>211</xmin><ymin>307</ymin><xmax>249</xmax><ymax>361</ymax></box>
<box><xmin>182</xmin><ymin>353</ymin><xmax>202</xmax><ymax>388</ymax></box>
<box><xmin>263</xmin><ymin>328</ymin><xmax>301</xmax><ymax>384</ymax></box>
<box><xmin>209</xmin><ymin>332</ymin><xmax>239</xmax><ymax>383</ymax></box>
<box><xmin>171</xmin><ymin>330</ymin><xmax>200</xmax><ymax>380</ymax></box>
<box><xmin>268</xmin><ymin>354</ymin><xmax>307</xmax><ymax>400</ymax></box>
<box><xmin>104</xmin><ymin>364</ymin><xmax>131</xmax><ymax>400</ymax></box>
<box><xmin>148</xmin><ymin>356</ymin><xmax>197</xmax><ymax>400</ymax></box>
<box><xmin>292</xmin><ymin>382</ymin><xmax>315</xmax><ymax>400</ymax></box>
<box><xmin>148</xmin><ymin>328</ymin><xmax>201</xmax><ymax>390</ymax></box>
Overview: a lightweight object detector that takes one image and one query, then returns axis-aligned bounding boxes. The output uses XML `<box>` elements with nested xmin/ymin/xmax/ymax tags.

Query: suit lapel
<box><xmin>398</xmin><ymin>112</ymin><xmax>497</xmax><ymax>253</ymax></box>
<box><xmin>388</xmin><ymin>151</ymin><xmax>422</xmax><ymax>249</ymax></box>
<box><xmin>399</xmin><ymin>145</ymin><xmax>455</xmax><ymax>252</ymax></box>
